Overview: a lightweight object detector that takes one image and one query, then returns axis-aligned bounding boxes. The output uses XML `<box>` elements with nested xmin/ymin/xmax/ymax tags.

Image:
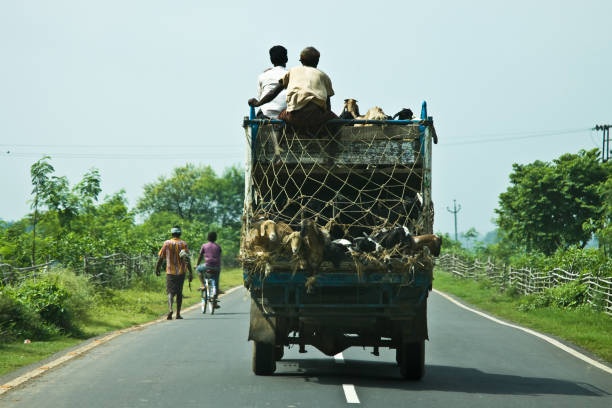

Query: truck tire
<box><xmin>252</xmin><ymin>341</ymin><xmax>276</xmax><ymax>375</ymax></box>
<box><xmin>275</xmin><ymin>345</ymin><xmax>284</xmax><ymax>361</ymax></box>
<box><xmin>398</xmin><ymin>341</ymin><xmax>425</xmax><ymax>380</ymax></box>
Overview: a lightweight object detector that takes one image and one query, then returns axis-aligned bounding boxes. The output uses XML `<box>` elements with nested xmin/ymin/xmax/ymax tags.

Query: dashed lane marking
<box><xmin>342</xmin><ymin>384</ymin><xmax>360</xmax><ymax>404</ymax></box>
<box><xmin>334</xmin><ymin>353</ymin><xmax>360</xmax><ymax>403</ymax></box>
<box><xmin>433</xmin><ymin>288</ymin><xmax>612</xmax><ymax>375</ymax></box>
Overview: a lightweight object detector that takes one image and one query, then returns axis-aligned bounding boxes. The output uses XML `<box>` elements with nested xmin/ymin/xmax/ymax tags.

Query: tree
<box><xmin>462</xmin><ymin>227</ymin><xmax>479</xmax><ymax>247</ymax></box>
<box><xmin>495</xmin><ymin>149</ymin><xmax>609</xmax><ymax>255</ymax></box>
<box><xmin>584</xmin><ymin>175</ymin><xmax>612</xmax><ymax>256</ymax></box>
<box><xmin>28</xmin><ymin>157</ymin><xmax>103</xmax><ymax>264</ymax></box>
<box><xmin>30</xmin><ymin>156</ymin><xmax>54</xmax><ymax>265</ymax></box>
<box><xmin>136</xmin><ymin>164</ymin><xmax>244</xmax><ymax>226</ymax></box>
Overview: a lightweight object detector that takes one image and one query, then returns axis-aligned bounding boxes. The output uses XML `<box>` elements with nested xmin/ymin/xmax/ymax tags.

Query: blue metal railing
<box><xmin>244</xmin><ymin>118</ymin><xmax>431</xmax><ymax>126</ymax></box>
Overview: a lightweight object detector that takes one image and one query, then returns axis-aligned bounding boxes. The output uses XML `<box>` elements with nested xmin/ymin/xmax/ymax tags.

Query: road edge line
<box><xmin>432</xmin><ymin>288</ymin><xmax>612</xmax><ymax>375</ymax></box>
<box><xmin>0</xmin><ymin>285</ymin><xmax>243</xmax><ymax>395</ymax></box>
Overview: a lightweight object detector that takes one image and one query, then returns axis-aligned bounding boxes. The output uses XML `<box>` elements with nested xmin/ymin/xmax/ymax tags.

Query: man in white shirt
<box><xmin>249</xmin><ymin>47</ymin><xmax>338</xmax><ymax>131</ymax></box>
<box><xmin>256</xmin><ymin>45</ymin><xmax>288</xmax><ymax>119</ymax></box>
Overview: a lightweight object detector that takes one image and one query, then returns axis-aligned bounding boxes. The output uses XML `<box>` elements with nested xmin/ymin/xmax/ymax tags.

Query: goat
<box><xmin>392</xmin><ymin>108</ymin><xmax>414</xmax><ymax>120</ymax></box>
<box><xmin>355</xmin><ymin>107</ymin><xmax>389</xmax><ymax>127</ymax></box>
<box><xmin>324</xmin><ymin>238</ymin><xmax>353</xmax><ymax>268</ymax></box>
<box><xmin>352</xmin><ymin>235</ymin><xmax>380</xmax><ymax>253</ymax></box>
<box><xmin>325</xmin><ymin>218</ymin><xmax>346</xmax><ymax>241</ymax></box>
<box><xmin>372</xmin><ymin>226</ymin><xmax>411</xmax><ymax>250</ymax></box>
<box><xmin>282</xmin><ymin>231</ymin><xmax>307</xmax><ymax>270</ymax></box>
<box><xmin>274</xmin><ymin>221</ymin><xmax>294</xmax><ymax>244</ymax></box>
<box><xmin>300</xmin><ymin>218</ymin><xmax>330</xmax><ymax>272</ymax></box>
<box><xmin>340</xmin><ymin>98</ymin><xmax>360</xmax><ymax>119</ymax></box>
<box><xmin>409</xmin><ymin>234</ymin><xmax>442</xmax><ymax>257</ymax></box>
<box><xmin>245</xmin><ymin>219</ymin><xmax>279</xmax><ymax>252</ymax></box>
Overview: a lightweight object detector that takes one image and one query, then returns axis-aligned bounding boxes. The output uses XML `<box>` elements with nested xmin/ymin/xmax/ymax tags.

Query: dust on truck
<box><xmin>241</xmin><ymin>102</ymin><xmax>437</xmax><ymax>380</ymax></box>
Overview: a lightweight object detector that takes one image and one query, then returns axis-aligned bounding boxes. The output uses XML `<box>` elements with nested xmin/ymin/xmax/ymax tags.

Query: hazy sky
<box><xmin>1</xmin><ymin>0</ymin><xmax>610</xmax><ymax>236</ymax></box>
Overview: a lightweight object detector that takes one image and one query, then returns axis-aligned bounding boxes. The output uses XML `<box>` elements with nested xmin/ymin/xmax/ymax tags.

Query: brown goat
<box><xmin>282</xmin><ymin>231</ymin><xmax>307</xmax><ymax>270</ymax></box>
<box><xmin>274</xmin><ymin>221</ymin><xmax>294</xmax><ymax>243</ymax></box>
<box><xmin>355</xmin><ymin>106</ymin><xmax>389</xmax><ymax>127</ymax></box>
<box><xmin>245</xmin><ymin>219</ymin><xmax>279</xmax><ymax>252</ymax></box>
<box><xmin>300</xmin><ymin>218</ymin><xmax>330</xmax><ymax>272</ymax></box>
<box><xmin>343</xmin><ymin>98</ymin><xmax>360</xmax><ymax>118</ymax></box>
<box><xmin>409</xmin><ymin>234</ymin><xmax>442</xmax><ymax>257</ymax></box>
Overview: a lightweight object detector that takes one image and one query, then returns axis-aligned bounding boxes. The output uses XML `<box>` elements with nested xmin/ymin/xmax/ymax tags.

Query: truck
<box><xmin>241</xmin><ymin>102</ymin><xmax>436</xmax><ymax>380</ymax></box>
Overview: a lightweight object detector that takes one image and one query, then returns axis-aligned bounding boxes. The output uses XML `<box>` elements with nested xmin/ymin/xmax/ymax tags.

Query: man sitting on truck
<box><xmin>248</xmin><ymin>46</ymin><xmax>338</xmax><ymax>132</ymax></box>
<box><xmin>255</xmin><ymin>45</ymin><xmax>288</xmax><ymax>119</ymax></box>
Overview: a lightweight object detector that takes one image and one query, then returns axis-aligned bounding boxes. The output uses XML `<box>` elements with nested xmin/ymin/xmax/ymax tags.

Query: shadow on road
<box><xmin>276</xmin><ymin>359</ymin><xmax>609</xmax><ymax>397</ymax></box>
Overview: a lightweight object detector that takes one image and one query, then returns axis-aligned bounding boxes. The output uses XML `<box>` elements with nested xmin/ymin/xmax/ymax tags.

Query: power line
<box><xmin>442</xmin><ymin>127</ymin><xmax>590</xmax><ymax>146</ymax></box>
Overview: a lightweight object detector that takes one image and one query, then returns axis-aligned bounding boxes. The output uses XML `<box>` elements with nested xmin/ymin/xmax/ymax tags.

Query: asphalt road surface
<box><xmin>1</xmin><ymin>288</ymin><xmax>611</xmax><ymax>407</ymax></box>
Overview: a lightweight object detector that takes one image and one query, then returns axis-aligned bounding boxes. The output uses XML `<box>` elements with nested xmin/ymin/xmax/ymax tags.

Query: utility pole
<box><xmin>594</xmin><ymin>124</ymin><xmax>611</xmax><ymax>162</ymax></box>
<box><xmin>446</xmin><ymin>199</ymin><xmax>462</xmax><ymax>241</ymax></box>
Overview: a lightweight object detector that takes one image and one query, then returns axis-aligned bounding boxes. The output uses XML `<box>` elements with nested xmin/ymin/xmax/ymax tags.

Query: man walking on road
<box><xmin>155</xmin><ymin>226</ymin><xmax>193</xmax><ymax>320</ymax></box>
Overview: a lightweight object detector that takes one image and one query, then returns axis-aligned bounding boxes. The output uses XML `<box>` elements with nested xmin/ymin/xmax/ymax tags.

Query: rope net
<box><xmin>241</xmin><ymin>123</ymin><xmax>434</xmax><ymax>274</ymax></box>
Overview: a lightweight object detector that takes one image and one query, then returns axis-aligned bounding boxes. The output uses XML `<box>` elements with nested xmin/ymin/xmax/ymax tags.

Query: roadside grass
<box><xmin>434</xmin><ymin>268</ymin><xmax>612</xmax><ymax>363</ymax></box>
<box><xmin>0</xmin><ymin>268</ymin><xmax>244</xmax><ymax>377</ymax></box>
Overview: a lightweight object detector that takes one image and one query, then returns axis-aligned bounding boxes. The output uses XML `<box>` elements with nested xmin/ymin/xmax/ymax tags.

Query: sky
<box><xmin>1</xmin><ymin>0</ymin><xmax>610</xmax><ymax>237</ymax></box>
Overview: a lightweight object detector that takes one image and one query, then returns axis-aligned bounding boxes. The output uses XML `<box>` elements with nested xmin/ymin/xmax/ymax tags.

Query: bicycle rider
<box><xmin>196</xmin><ymin>231</ymin><xmax>222</xmax><ymax>308</ymax></box>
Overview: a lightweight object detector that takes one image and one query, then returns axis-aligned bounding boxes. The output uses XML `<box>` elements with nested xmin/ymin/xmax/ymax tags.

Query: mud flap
<box><xmin>402</xmin><ymin>303</ymin><xmax>429</xmax><ymax>342</ymax></box>
<box><xmin>248</xmin><ymin>298</ymin><xmax>276</xmax><ymax>345</ymax></box>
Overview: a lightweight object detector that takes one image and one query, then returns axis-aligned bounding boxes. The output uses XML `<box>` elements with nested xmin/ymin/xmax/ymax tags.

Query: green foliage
<box><xmin>12</xmin><ymin>280</ymin><xmax>72</xmax><ymax>330</ymax></box>
<box><xmin>0</xmin><ymin>291</ymin><xmax>55</xmax><ymax>342</ymax></box>
<box><xmin>4</xmin><ymin>270</ymin><xmax>93</xmax><ymax>334</ymax></box>
<box><xmin>495</xmin><ymin>149</ymin><xmax>609</xmax><ymax>255</ymax></box>
<box><xmin>518</xmin><ymin>281</ymin><xmax>589</xmax><ymax>312</ymax></box>
<box><xmin>507</xmin><ymin>246</ymin><xmax>611</xmax><ymax>277</ymax></box>
<box><xmin>136</xmin><ymin>163</ymin><xmax>244</xmax><ymax>227</ymax></box>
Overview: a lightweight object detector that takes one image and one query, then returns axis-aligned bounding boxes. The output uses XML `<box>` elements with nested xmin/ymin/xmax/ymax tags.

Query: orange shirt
<box><xmin>159</xmin><ymin>238</ymin><xmax>189</xmax><ymax>275</ymax></box>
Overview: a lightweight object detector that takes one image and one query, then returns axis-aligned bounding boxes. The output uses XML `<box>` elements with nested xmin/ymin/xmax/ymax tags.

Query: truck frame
<box><xmin>241</xmin><ymin>102</ymin><xmax>435</xmax><ymax>380</ymax></box>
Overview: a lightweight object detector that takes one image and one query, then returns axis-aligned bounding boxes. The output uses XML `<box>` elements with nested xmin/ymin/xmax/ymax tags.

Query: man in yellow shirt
<box><xmin>155</xmin><ymin>226</ymin><xmax>193</xmax><ymax>320</ymax></box>
<box><xmin>248</xmin><ymin>46</ymin><xmax>338</xmax><ymax>132</ymax></box>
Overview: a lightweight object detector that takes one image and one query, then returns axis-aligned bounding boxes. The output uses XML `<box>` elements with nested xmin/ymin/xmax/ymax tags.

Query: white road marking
<box><xmin>433</xmin><ymin>288</ymin><xmax>612</xmax><ymax>375</ymax></box>
<box><xmin>334</xmin><ymin>352</ymin><xmax>359</xmax><ymax>404</ymax></box>
<box><xmin>334</xmin><ymin>353</ymin><xmax>359</xmax><ymax>403</ymax></box>
<box><xmin>334</xmin><ymin>352</ymin><xmax>345</xmax><ymax>364</ymax></box>
<box><xmin>342</xmin><ymin>384</ymin><xmax>360</xmax><ymax>404</ymax></box>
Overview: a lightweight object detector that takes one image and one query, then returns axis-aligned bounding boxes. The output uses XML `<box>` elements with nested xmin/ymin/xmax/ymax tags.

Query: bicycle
<box><xmin>199</xmin><ymin>276</ymin><xmax>218</xmax><ymax>314</ymax></box>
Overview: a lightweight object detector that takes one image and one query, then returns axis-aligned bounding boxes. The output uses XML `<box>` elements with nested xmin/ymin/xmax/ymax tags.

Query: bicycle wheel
<box><xmin>203</xmin><ymin>285</ymin><xmax>209</xmax><ymax>314</ymax></box>
<box><xmin>207</xmin><ymin>280</ymin><xmax>215</xmax><ymax>315</ymax></box>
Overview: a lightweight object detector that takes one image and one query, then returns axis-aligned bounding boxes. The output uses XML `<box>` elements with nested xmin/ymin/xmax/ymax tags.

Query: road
<box><xmin>1</xmin><ymin>288</ymin><xmax>611</xmax><ymax>407</ymax></box>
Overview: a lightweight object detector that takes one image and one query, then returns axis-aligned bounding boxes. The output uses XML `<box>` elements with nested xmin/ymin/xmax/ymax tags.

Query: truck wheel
<box><xmin>275</xmin><ymin>345</ymin><xmax>284</xmax><ymax>361</ymax></box>
<box><xmin>399</xmin><ymin>341</ymin><xmax>425</xmax><ymax>380</ymax></box>
<box><xmin>252</xmin><ymin>341</ymin><xmax>276</xmax><ymax>375</ymax></box>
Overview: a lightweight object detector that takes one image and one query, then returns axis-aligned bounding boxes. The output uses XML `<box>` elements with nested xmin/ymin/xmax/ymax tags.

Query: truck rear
<box><xmin>241</xmin><ymin>103</ymin><xmax>436</xmax><ymax>379</ymax></box>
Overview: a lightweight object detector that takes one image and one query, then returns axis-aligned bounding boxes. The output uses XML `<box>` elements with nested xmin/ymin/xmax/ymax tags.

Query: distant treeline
<box><xmin>440</xmin><ymin>148</ymin><xmax>611</xmax><ymax>276</ymax></box>
<box><xmin>0</xmin><ymin>157</ymin><xmax>244</xmax><ymax>268</ymax></box>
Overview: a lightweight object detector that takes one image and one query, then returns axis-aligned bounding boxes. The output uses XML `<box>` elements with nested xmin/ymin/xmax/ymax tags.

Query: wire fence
<box><xmin>437</xmin><ymin>253</ymin><xmax>612</xmax><ymax>316</ymax></box>
<box><xmin>0</xmin><ymin>253</ymin><xmax>157</xmax><ymax>289</ymax></box>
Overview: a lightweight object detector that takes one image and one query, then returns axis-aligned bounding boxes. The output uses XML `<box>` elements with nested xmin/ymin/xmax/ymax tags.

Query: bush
<box><xmin>13</xmin><ymin>279</ymin><xmax>72</xmax><ymax>330</ymax></box>
<box><xmin>9</xmin><ymin>270</ymin><xmax>93</xmax><ymax>333</ymax></box>
<box><xmin>517</xmin><ymin>281</ymin><xmax>589</xmax><ymax>312</ymax></box>
<box><xmin>45</xmin><ymin>269</ymin><xmax>93</xmax><ymax>322</ymax></box>
<box><xmin>0</xmin><ymin>290</ymin><xmax>57</xmax><ymax>342</ymax></box>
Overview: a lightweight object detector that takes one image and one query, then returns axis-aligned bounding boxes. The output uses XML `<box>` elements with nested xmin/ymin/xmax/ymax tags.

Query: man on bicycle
<box><xmin>196</xmin><ymin>231</ymin><xmax>222</xmax><ymax>308</ymax></box>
